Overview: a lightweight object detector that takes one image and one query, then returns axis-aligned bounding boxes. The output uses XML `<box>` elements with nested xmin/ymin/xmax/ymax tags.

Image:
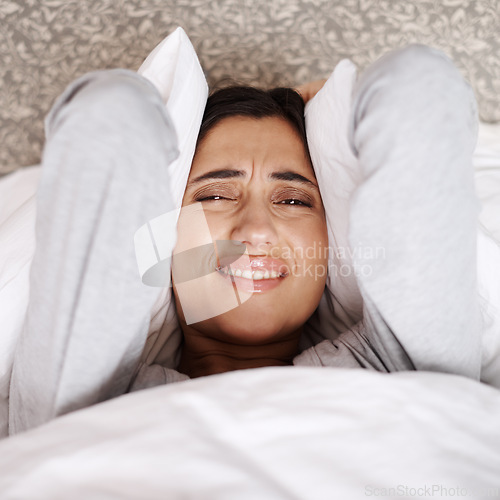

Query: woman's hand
<box><xmin>295</xmin><ymin>79</ymin><xmax>327</xmax><ymax>104</ymax></box>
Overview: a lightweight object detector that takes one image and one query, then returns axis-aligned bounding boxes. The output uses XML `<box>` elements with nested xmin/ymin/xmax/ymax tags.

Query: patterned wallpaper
<box><xmin>1</xmin><ymin>0</ymin><xmax>499</xmax><ymax>175</ymax></box>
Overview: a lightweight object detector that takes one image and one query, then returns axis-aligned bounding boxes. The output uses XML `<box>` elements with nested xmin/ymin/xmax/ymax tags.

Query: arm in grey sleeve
<box><xmin>294</xmin><ymin>321</ymin><xmax>404</xmax><ymax>372</ymax></box>
<box><xmin>299</xmin><ymin>45</ymin><xmax>482</xmax><ymax>377</ymax></box>
<box><xmin>8</xmin><ymin>69</ymin><xmax>179</xmax><ymax>434</ymax></box>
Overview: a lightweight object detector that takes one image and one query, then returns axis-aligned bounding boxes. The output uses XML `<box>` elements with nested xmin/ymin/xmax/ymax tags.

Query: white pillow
<box><xmin>137</xmin><ymin>26</ymin><xmax>208</xmax><ymax>210</ymax></box>
<box><xmin>474</xmin><ymin>122</ymin><xmax>500</xmax><ymax>242</ymax></box>
<box><xmin>0</xmin><ymin>166</ymin><xmax>41</xmax><ymax>438</ymax></box>
<box><xmin>300</xmin><ymin>60</ymin><xmax>364</xmax><ymax>350</ymax></box>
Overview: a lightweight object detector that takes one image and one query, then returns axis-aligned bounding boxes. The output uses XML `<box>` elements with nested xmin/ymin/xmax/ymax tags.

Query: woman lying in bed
<box><xmin>8</xmin><ymin>44</ymin><xmax>483</xmax><ymax>434</ymax></box>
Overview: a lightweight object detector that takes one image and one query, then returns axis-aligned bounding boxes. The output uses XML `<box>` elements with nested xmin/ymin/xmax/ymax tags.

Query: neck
<box><xmin>177</xmin><ymin>327</ymin><xmax>302</xmax><ymax>379</ymax></box>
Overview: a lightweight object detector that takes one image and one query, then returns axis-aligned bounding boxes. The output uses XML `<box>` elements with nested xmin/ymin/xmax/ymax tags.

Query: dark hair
<box><xmin>196</xmin><ymin>86</ymin><xmax>310</xmax><ymax>157</ymax></box>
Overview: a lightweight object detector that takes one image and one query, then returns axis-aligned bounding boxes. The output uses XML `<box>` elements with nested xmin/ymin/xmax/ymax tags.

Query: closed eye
<box><xmin>275</xmin><ymin>198</ymin><xmax>312</xmax><ymax>207</ymax></box>
<box><xmin>195</xmin><ymin>195</ymin><xmax>232</xmax><ymax>202</ymax></box>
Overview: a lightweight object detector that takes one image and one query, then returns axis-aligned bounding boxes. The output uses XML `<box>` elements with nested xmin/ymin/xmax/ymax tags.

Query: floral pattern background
<box><xmin>1</xmin><ymin>0</ymin><xmax>499</xmax><ymax>175</ymax></box>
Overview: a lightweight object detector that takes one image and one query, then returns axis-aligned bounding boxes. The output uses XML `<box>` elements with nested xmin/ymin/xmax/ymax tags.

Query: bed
<box><xmin>1</xmin><ymin>2</ymin><xmax>500</xmax><ymax>498</ymax></box>
<box><xmin>1</xmin><ymin>368</ymin><xmax>500</xmax><ymax>499</ymax></box>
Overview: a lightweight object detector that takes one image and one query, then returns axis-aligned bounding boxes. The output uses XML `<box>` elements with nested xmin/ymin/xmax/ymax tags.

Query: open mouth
<box><xmin>215</xmin><ymin>255</ymin><xmax>289</xmax><ymax>294</ymax></box>
<box><xmin>215</xmin><ymin>266</ymin><xmax>288</xmax><ymax>280</ymax></box>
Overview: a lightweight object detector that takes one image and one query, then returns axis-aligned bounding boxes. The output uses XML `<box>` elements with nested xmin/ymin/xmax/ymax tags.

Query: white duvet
<box><xmin>0</xmin><ymin>367</ymin><xmax>499</xmax><ymax>499</ymax></box>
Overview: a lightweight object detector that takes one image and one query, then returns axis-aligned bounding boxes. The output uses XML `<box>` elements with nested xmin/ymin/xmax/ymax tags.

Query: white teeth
<box><xmin>217</xmin><ymin>266</ymin><xmax>285</xmax><ymax>280</ymax></box>
<box><xmin>253</xmin><ymin>270</ymin><xmax>265</xmax><ymax>280</ymax></box>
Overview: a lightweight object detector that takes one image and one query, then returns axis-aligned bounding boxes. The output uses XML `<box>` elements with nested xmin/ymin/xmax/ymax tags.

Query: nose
<box><xmin>230</xmin><ymin>195</ymin><xmax>279</xmax><ymax>253</ymax></box>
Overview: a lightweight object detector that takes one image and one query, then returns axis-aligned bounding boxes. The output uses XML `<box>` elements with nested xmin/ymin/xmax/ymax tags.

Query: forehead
<box><xmin>191</xmin><ymin>115</ymin><xmax>313</xmax><ymax>177</ymax></box>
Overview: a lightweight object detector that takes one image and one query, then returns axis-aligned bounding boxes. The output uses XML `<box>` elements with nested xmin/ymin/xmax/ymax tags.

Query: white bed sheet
<box><xmin>0</xmin><ymin>367</ymin><xmax>499</xmax><ymax>499</ymax></box>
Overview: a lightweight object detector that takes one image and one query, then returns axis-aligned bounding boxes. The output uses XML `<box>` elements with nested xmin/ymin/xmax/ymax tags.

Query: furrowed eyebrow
<box><xmin>269</xmin><ymin>171</ymin><xmax>319</xmax><ymax>189</ymax></box>
<box><xmin>187</xmin><ymin>169</ymin><xmax>245</xmax><ymax>186</ymax></box>
<box><xmin>187</xmin><ymin>168</ymin><xmax>318</xmax><ymax>190</ymax></box>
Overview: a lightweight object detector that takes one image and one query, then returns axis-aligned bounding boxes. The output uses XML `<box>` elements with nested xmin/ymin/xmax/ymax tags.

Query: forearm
<box><xmin>347</xmin><ymin>45</ymin><xmax>482</xmax><ymax>377</ymax></box>
<box><xmin>9</xmin><ymin>69</ymin><xmax>178</xmax><ymax>434</ymax></box>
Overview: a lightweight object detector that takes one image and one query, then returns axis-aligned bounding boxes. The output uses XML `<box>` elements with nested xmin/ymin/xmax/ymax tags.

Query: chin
<box><xmin>202</xmin><ymin>298</ymin><xmax>305</xmax><ymax>345</ymax></box>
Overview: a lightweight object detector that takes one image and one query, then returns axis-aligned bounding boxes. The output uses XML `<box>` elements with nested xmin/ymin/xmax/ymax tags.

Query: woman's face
<box><xmin>172</xmin><ymin>115</ymin><xmax>328</xmax><ymax>344</ymax></box>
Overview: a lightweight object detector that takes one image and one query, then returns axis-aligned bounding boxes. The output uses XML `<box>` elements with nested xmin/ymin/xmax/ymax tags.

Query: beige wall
<box><xmin>1</xmin><ymin>0</ymin><xmax>499</xmax><ymax>175</ymax></box>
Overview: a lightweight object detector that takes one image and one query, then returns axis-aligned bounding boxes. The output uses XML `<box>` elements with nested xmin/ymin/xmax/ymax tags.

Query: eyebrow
<box><xmin>187</xmin><ymin>168</ymin><xmax>319</xmax><ymax>189</ymax></box>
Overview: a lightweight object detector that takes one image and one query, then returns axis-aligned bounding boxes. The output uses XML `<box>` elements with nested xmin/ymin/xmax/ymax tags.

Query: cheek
<box><xmin>293</xmin><ymin>217</ymin><xmax>328</xmax><ymax>258</ymax></box>
<box><xmin>197</xmin><ymin>210</ymin><xmax>228</xmax><ymax>241</ymax></box>
<box><xmin>287</xmin><ymin>218</ymin><xmax>329</xmax><ymax>287</ymax></box>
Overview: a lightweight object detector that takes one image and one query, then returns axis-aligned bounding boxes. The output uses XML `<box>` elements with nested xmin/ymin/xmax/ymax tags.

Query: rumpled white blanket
<box><xmin>0</xmin><ymin>367</ymin><xmax>499</xmax><ymax>499</ymax></box>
